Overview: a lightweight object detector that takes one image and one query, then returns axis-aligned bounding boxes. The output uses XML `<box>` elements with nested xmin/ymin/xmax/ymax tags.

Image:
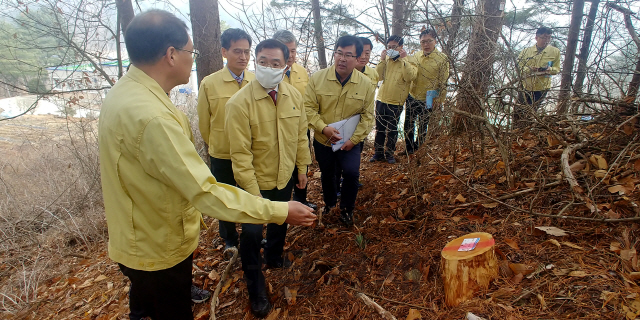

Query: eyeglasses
<box><xmin>178</xmin><ymin>48</ymin><xmax>200</xmax><ymax>59</ymax></box>
<box><xmin>334</xmin><ymin>51</ymin><xmax>357</xmax><ymax>60</ymax></box>
<box><xmin>420</xmin><ymin>39</ymin><xmax>435</xmax><ymax>45</ymax></box>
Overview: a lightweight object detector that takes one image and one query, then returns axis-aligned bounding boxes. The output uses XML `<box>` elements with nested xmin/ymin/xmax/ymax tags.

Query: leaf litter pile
<box><xmin>12</xmin><ymin>114</ymin><xmax>640</xmax><ymax>319</ymax></box>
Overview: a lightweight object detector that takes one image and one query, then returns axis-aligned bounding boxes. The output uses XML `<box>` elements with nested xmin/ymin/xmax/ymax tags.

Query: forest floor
<box><xmin>4</xmin><ymin>113</ymin><xmax>640</xmax><ymax>320</ymax></box>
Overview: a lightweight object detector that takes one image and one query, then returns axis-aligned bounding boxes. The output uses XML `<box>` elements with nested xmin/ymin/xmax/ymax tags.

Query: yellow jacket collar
<box><xmin>126</xmin><ymin>65</ymin><xmax>175</xmax><ymax>111</ymax></box>
<box><xmin>250</xmin><ymin>79</ymin><xmax>293</xmax><ymax>101</ymax></box>
<box><xmin>326</xmin><ymin>65</ymin><xmax>360</xmax><ymax>84</ymax></box>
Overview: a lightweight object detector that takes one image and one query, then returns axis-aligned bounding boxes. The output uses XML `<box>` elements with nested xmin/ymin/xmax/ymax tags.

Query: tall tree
<box><xmin>556</xmin><ymin>0</ymin><xmax>585</xmax><ymax>113</ymax></box>
<box><xmin>573</xmin><ymin>0</ymin><xmax>599</xmax><ymax>97</ymax></box>
<box><xmin>453</xmin><ymin>0</ymin><xmax>505</xmax><ymax>131</ymax></box>
<box><xmin>312</xmin><ymin>0</ymin><xmax>327</xmax><ymax>69</ymax></box>
<box><xmin>607</xmin><ymin>3</ymin><xmax>640</xmax><ymax>105</ymax></box>
<box><xmin>189</xmin><ymin>0</ymin><xmax>223</xmax><ymax>86</ymax></box>
<box><xmin>115</xmin><ymin>0</ymin><xmax>135</xmax><ymax>32</ymax></box>
<box><xmin>391</xmin><ymin>0</ymin><xmax>404</xmax><ymax>36</ymax></box>
<box><xmin>444</xmin><ymin>0</ymin><xmax>465</xmax><ymax>58</ymax></box>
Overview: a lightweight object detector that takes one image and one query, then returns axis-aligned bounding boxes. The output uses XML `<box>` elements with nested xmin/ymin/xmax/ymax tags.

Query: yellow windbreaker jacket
<box><xmin>304</xmin><ymin>65</ymin><xmax>376</xmax><ymax>147</ymax></box>
<box><xmin>225</xmin><ymin>80</ymin><xmax>311</xmax><ymax>196</ymax></box>
<box><xmin>197</xmin><ymin>66</ymin><xmax>255</xmax><ymax>159</ymax></box>
<box><xmin>283</xmin><ymin>62</ymin><xmax>309</xmax><ymax>96</ymax></box>
<box><xmin>518</xmin><ymin>45</ymin><xmax>561</xmax><ymax>91</ymax></box>
<box><xmin>409</xmin><ymin>49</ymin><xmax>449</xmax><ymax>103</ymax></box>
<box><xmin>375</xmin><ymin>55</ymin><xmax>418</xmax><ymax>105</ymax></box>
<box><xmin>99</xmin><ymin>66</ymin><xmax>288</xmax><ymax>271</ymax></box>
<box><xmin>358</xmin><ymin>65</ymin><xmax>379</xmax><ymax>91</ymax></box>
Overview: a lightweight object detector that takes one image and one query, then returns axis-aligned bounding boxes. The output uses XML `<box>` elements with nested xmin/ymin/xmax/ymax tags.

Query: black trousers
<box><xmin>240</xmin><ymin>179</ymin><xmax>294</xmax><ymax>298</ymax></box>
<box><xmin>514</xmin><ymin>90</ymin><xmax>548</xmax><ymax>125</ymax></box>
<box><xmin>374</xmin><ymin>101</ymin><xmax>403</xmax><ymax>158</ymax></box>
<box><xmin>314</xmin><ymin>140</ymin><xmax>361</xmax><ymax>211</ymax></box>
<box><xmin>119</xmin><ymin>254</ymin><xmax>193</xmax><ymax>320</ymax></box>
<box><xmin>210</xmin><ymin>156</ymin><xmax>239</xmax><ymax>246</ymax></box>
<box><xmin>404</xmin><ymin>95</ymin><xmax>432</xmax><ymax>153</ymax></box>
<box><xmin>292</xmin><ymin>130</ymin><xmax>311</xmax><ymax>203</ymax></box>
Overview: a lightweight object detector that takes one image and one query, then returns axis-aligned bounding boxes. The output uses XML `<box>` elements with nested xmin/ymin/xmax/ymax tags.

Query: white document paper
<box><xmin>327</xmin><ymin>114</ymin><xmax>361</xmax><ymax>152</ymax></box>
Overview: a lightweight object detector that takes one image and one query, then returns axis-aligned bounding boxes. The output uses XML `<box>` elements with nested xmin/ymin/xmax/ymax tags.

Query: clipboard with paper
<box><xmin>327</xmin><ymin>114</ymin><xmax>361</xmax><ymax>152</ymax></box>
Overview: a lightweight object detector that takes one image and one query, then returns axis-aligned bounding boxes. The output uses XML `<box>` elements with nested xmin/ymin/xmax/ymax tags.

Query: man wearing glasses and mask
<box><xmin>371</xmin><ymin>35</ymin><xmax>417</xmax><ymax>164</ymax></box>
<box><xmin>304</xmin><ymin>36</ymin><xmax>375</xmax><ymax>226</ymax></box>
<box><xmin>225</xmin><ymin>39</ymin><xmax>312</xmax><ymax>318</ymax></box>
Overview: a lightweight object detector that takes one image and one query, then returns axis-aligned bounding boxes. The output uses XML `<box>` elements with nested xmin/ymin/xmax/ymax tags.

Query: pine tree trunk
<box><xmin>441</xmin><ymin>232</ymin><xmax>498</xmax><ymax>307</ymax></box>
<box><xmin>452</xmin><ymin>0</ymin><xmax>505</xmax><ymax>134</ymax></box>
<box><xmin>444</xmin><ymin>0</ymin><xmax>465</xmax><ymax>60</ymax></box>
<box><xmin>573</xmin><ymin>0</ymin><xmax>599</xmax><ymax>97</ymax></box>
<box><xmin>115</xmin><ymin>0</ymin><xmax>135</xmax><ymax>32</ymax></box>
<box><xmin>189</xmin><ymin>0</ymin><xmax>223</xmax><ymax>87</ymax></box>
<box><xmin>312</xmin><ymin>0</ymin><xmax>327</xmax><ymax>69</ymax></box>
<box><xmin>391</xmin><ymin>0</ymin><xmax>404</xmax><ymax>36</ymax></box>
<box><xmin>557</xmin><ymin>0</ymin><xmax>585</xmax><ymax>114</ymax></box>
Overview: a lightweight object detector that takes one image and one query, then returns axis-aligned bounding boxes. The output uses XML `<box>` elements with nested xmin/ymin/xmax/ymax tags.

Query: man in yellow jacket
<box><xmin>371</xmin><ymin>35</ymin><xmax>417</xmax><ymax>164</ymax></box>
<box><xmin>272</xmin><ymin>30</ymin><xmax>317</xmax><ymax>211</ymax></box>
<box><xmin>515</xmin><ymin>27</ymin><xmax>560</xmax><ymax>125</ymax></box>
<box><xmin>226</xmin><ymin>39</ymin><xmax>312</xmax><ymax>318</ymax></box>
<box><xmin>196</xmin><ymin>29</ymin><xmax>254</xmax><ymax>252</ymax></box>
<box><xmin>305</xmin><ymin>35</ymin><xmax>376</xmax><ymax>226</ymax></box>
<box><xmin>356</xmin><ymin>37</ymin><xmax>379</xmax><ymax>90</ymax></box>
<box><xmin>404</xmin><ymin>29</ymin><xmax>449</xmax><ymax>155</ymax></box>
<box><xmin>99</xmin><ymin>11</ymin><xmax>315</xmax><ymax>320</ymax></box>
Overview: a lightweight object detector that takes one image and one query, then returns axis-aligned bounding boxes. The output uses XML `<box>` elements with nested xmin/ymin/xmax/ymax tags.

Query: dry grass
<box><xmin>0</xmin><ymin>114</ymin><xmax>106</xmax><ymax>315</ymax></box>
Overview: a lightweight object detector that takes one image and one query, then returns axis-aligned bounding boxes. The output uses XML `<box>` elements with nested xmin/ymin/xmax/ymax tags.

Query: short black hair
<box><xmin>255</xmin><ymin>39</ymin><xmax>290</xmax><ymax>63</ymax></box>
<box><xmin>334</xmin><ymin>35</ymin><xmax>363</xmax><ymax>58</ymax></box>
<box><xmin>536</xmin><ymin>27</ymin><xmax>553</xmax><ymax>36</ymax></box>
<box><xmin>420</xmin><ymin>29</ymin><xmax>438</xmax><ymax>39</ymax></box>
<box><xmin>358</xmin><ymin>37</ymin><xmax>373</xmax><ymax>50</ymax></box>
<box><xmin>387</xmin><ymin>35</ymin><xmax>404</xmax><ymax>46</ymax></box>
<box><xmin>221</xmin><ymin>28</ymin><xmax>252</xmax><ymax>50</ymax></box>
<box><xmin>124</xmin><ymin>10</ymin><xmax>189</xmax><ymax>65</ymax></box>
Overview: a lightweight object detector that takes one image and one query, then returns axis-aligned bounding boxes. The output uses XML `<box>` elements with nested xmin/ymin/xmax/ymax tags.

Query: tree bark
<box><xmin>391</xmin><ymin>0</ymin><xmax>404</xmax><ymax>36</ymax></box>
<box><xmin>189</xmin><ymin>0</ymin><xmax>223</xmax><ymax>86</ymax></box>
<box><xmin>453</xmin><ymin>0</ymin><xmax>505</xmax><ymax>133</ymax></box>
<box><xmin>607</xmin><ymin>3</ymin><xmax>640</xmax><ymax>104</ymax></box>
<box><xmin>573</xmin><ymin>0</ymin><xmax>600</xmax><ymax>98</ymax></box>
<box><xmin>556</xmin><ymin>0</ymin><xmax>585</xmax><ymax>114</ymax></box>
<box><xmin>444</xmin><ymin>0</ymin><xmax>465</xmax><ymax>59</ymax></box>
<box><xmin>115</xmin><ymin>0</ymin><xmax>135</xmax><ymax>33</ymax></box>
<box><xmin>311</xmin><ymin>0</ymin><xmax>327</xmax><ymax>69</ymax></box>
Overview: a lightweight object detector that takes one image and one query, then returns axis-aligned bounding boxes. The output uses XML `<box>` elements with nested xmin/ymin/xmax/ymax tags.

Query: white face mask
<box><xmin>255</xmin><ymin>65</ymin><xmax>286</xmax><ymax>89</ymax></box>
<box><xmin>386</xmin><ymin>49</ymin><xmax>400</xmax><ymax>59</ymax></box>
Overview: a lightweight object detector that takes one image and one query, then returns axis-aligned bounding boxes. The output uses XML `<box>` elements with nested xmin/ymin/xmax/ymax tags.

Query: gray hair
<box><xmin>272</xmin><ymin>30</ymin><xmax>297</xmax><ymax>45</ymax></box>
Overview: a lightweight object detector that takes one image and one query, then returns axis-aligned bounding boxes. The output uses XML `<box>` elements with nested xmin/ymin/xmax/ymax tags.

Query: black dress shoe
<box><xmin>339</xmin><ymin>209</ymin><xmax>354</xmax><ymax>226</ymax></box>
<box><xmin>304</xmin><ymin>202</ymin><xmax>318</xmax><ymax>210</ymax></box>
<box><xmin>265</xmin><ymin>255</ymin><xmax>293</xmax><ymax>269</ymax></box>
<box><xmin>249</xmin><ymin>292</ymin><xmax>272</xmax><ymax>318</ymax></box>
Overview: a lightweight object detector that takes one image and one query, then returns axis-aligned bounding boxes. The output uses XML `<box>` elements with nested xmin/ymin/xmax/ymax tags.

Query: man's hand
<box><xmin>322</xmin><ymin>126</ymin><xmax>342</xmax><ymax>143</ymax></box>
<box><xmin>381</xmin><ymin>49</ymin><xmax>387</xmax><ymax>60</ymax></box>
<box><xmin>296</xmin><ymin>172</ymin><xmax>308</xmax><ymax>189</ymax></box>
<box><xmin>399</xmin><ymin>48</ymin><xmax>407</xmax><ymax>58</ymax></box>
<box><xmin>285</xmin><ymin>201</ymin><xmax>316</xmax><ymax>226</ymax></box>
<box><xmin>340</xmin><ymin>140</ymin><xmax>355</xmax><ymax>151</ymax></box>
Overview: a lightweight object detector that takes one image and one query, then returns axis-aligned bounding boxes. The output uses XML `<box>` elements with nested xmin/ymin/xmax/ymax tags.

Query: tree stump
<box><xmin>441</xmin><ymin>232</ymin><xmax>498</xmax><ymax>306</ymax></box>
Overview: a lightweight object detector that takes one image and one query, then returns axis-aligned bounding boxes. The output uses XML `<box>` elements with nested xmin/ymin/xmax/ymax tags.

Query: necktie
<box><xmin>268</xmin><ymin>90</ymin><xmax>277</xmax><ymax>105</ymax></box>
<box><xmin>285</xmin><ymin>70</ymin><xmax>291</xmax><ymax>78</ymax></box>
<box><xmin>236</xmin><ymin>77</ymin><xmax>242</xmax><ymax>85</ymax></box>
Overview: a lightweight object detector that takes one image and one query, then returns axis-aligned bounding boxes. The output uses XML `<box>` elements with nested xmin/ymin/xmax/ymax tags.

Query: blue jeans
<box><xmin>313</xmin><ymin>140</ymin><xmax>361</xmax><ymax>211</ymax></box>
